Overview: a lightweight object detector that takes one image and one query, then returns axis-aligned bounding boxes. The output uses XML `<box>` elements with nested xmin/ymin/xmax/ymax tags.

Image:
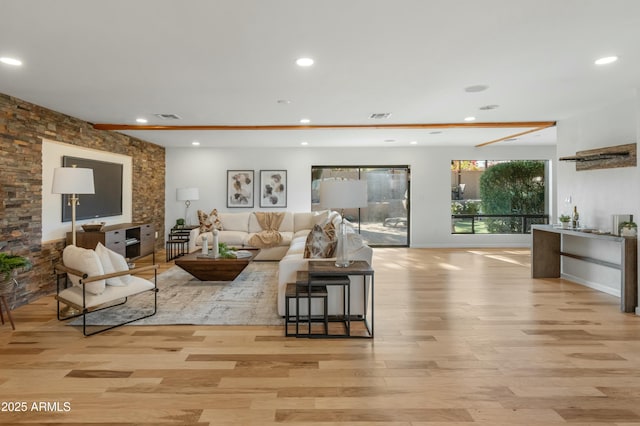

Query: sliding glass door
<box><xmin>311</xmin><ymin>166</ymin><xmax>410</xmax><ymax>247</ymax></box>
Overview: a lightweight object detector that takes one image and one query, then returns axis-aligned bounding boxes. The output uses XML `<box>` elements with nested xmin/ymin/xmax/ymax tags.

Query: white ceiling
<box><xmin>1</xmin><ymin>0</ymin><xmax>639</xmax><ymax>149</ymax></box>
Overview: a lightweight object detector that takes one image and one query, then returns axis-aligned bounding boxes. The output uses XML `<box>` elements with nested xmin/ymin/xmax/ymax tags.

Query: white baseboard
<box><xmin>561</xmin><ymin>272</ymin><xmax>621</xmax><ymax>298</ymax></box>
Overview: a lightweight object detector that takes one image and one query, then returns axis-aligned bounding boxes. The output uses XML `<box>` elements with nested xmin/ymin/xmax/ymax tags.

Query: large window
<box><xmin>451</xmin><ymin>160</ymin><xmax>549</xmax><ymax>234</ymax></box>
<box><xmin>312</xmin><ymin>166</ymin><xmax>410</xmax><ymax>246</ymax></box>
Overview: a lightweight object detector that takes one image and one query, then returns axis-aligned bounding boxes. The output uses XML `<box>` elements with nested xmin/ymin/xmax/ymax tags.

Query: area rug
<box><xmin>69</xmin><ymin>262</ymin><xmax>282</xmax><ymax>326</ymax></box>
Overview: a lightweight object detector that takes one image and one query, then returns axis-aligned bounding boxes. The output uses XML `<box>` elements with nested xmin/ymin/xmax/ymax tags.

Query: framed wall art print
<box><xmin>259</xmin><ymin>170</ymin><xmax>287</xmax><ymax>208</ymax></box>
<box><xmin>227</xmin><ymin>170</ymin><xmax>254</xmax><ymax>208</ymax></box>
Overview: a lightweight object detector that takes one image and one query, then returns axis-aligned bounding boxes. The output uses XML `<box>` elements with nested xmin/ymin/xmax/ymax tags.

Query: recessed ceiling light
<box><xmin>135</xmin><ymin>118</ymin><xmax>148</xmax><ymax>123</ymax></box>
<box><xmin>0</xmin><ymin>57</ymin><xmax>22</xmax><ymax>66</ymax></box>
<box><xmin>192</xmin><ymin>141</ymin><xmax>200</xmax><ymax>146</ymax></box>
<box><xmin>300</xmin><ymin>141</ymin><xmax>309</xmax><ymax>146</ymax></box>
<box><xmin>595</xmin><ymin>56</ymin><xmax>618</xmax><ymax>65</ymax></box>
<box><xmin>277</xmin><ymin>99</ymin><xmax>292</xmax><ymax>104</ymax></box>
<box><xmin>464</xmin><ymin>116</ymin><xmax>476</xmax><ymax>121</ymax></box>
<box><xmin>299</xmin><ymin>118</ymin><xmax>311</xmax><ymax>124</ymax></box>
<box><xmin>296</xmin><ymin>57</ymin><xmax>314</xmax><ymax>67</ymax></box>
<box><xmin>410</xmin><ymin>141</ymin><xmax>418</xmax><ymax>145</ymax></box>
<box><xmin>464</xmin><ymin>85</ymin><xmax>489</xmax><ymax>93</ymax></box>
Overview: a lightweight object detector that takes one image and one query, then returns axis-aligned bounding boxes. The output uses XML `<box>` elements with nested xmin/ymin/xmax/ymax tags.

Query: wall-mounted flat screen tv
<box><xmin>61</xmin><ymin>156</ymin><xmax>124</xmax><ymax>222</ymax></box>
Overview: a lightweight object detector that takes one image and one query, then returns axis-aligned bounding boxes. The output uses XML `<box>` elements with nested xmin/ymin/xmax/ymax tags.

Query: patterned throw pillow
<box><xmin>303</xmin><ymin>222</ymin><xmax>337</xmax><ymax>259</ymax></box>
<box><xmin>197</xmin><ymin>209</ymin><xmax>223</xmax><ymax>233</ymax></box>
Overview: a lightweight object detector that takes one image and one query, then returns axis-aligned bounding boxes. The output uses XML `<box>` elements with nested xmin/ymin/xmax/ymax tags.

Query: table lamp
<box><xmin>52</xmin><ymin>166</ymin><xmax>95</xmax><ymax>245</ymax></box>
<box><xmin>177</xmin><ymin>187</ymin><xmax>199</xmax><ymax>225</ymax></box>
<box><xmin>320</xmin><ymin>179</ymin><xmax>368</xmax><ymax>267</ymax></box>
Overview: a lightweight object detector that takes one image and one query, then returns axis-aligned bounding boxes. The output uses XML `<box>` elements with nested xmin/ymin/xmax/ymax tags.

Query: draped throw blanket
<box><xmin>248</xmin><ymin>212</ymin><xmax>285</xmax><ymax>248</ymax></box>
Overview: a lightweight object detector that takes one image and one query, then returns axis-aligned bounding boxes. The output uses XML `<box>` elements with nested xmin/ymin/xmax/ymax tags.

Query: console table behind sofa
<box><xmin>531</xmin><ymin>225</ymin><xmax>637</xmax><ymax>313</ymax></box>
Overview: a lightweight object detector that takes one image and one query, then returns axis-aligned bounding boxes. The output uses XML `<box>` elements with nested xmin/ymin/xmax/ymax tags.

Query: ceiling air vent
<box><xmin>153</xmin><ymin>113</ymin><xmax>181</xmax><ymax>120</ymax></box>
<box><xmin>369</xmin><ymin>113</ymin><xmax>391</xmax><ymax>119</ymax></box>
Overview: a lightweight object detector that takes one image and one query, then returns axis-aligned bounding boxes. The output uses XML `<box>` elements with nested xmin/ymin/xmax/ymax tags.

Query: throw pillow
<box><xmin>197</xmin><ymin>208</ymin><xmax>223</xmax><ymax>233</ymax></box>
<box><xmin>62</xmin><ymin>245</ymin><xmax>106</xmax><ymax>295</ymax></box>
<box><xmin>95</xmin><ymin>242</ymin><xmax>131</xmax><ymax>287</ymax></box>
<box><xmin>303</xmin><ymin>222</ymin><xmax>337</xmax><ymax>259</ymax></box>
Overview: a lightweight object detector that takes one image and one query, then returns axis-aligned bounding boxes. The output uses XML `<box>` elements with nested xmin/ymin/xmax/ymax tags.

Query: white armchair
<box><xmin>54</xmin><ymin>244</ymin><xmax>158</xmax><ymax>336</ymax></box>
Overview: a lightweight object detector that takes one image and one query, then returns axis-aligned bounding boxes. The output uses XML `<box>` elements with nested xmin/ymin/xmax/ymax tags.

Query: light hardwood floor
<box><xmin>2</xmin><ymin>247</ymin><xmax>640</xmax><ymax>425</ymax></box>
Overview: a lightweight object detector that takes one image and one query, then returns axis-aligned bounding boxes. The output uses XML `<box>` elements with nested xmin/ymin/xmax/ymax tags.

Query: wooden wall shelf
<box><xmin>559</xmin><ymin>143</ymin><xmax>636</xmax><ymax>171</ymax></box>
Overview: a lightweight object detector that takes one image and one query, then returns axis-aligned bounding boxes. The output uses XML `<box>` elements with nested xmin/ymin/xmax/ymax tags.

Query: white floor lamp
<box><xmin>177</xmin><ymin>187</ymin><xmax>200</xmax><ymax>225</ymax></box>
<box><xmin>320</xmin><ymin>179</ymin><xmax>368</xmax><ymax>267</ymax></box>
<box><xmin>52</xmin><ymin>166</ymin><xmax>95</xmax><ymax>246</ymax></box>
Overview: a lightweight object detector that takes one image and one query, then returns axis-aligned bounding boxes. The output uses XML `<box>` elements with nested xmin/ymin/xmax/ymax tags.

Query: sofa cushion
<box><xmin>303</xmin><ymin>222</ymin><xmax>337</xmax><ymax>258</ymax></box>
<box><xmin>95</xmin><ymin>242</ymin><xmax>131</xmax><ymax>287</ymax></box>
<box><xmin>58</xmin><ymin>276</ymin><xmax>154</xmax><ymax>310</ymax></box>
<box><xmin>294</xmin><ymin>210</ymin><xmax>329</xmax><ymax>232</ymax></box>
<box><xmin>197</xmin><ymin>209</ymin><xmax>223</xmax><ymax>233</ymax></box>
<box><xmin>62</xmin><ymin>245</ymin><xmax>106</xmax><ymax>295</ymax></box>
<box><xmin>219</xmin><ymin>212</ymin><xmax>250</xmax><ymax>232</ymax></box>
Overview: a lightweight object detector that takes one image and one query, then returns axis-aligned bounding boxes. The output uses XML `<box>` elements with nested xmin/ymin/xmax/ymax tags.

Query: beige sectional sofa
<box><xmin>187</xmin><ymin>210</ymin><xmax>373</xmax><ymax>316</ymax></box>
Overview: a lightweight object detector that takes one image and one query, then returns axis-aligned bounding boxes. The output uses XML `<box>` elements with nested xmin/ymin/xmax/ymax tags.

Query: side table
<box><xmin>166</xmin><ymin>225</ymin><xmax>198</xmax><ymax>261</ymax></box>
<box><xmin>306</xmin><ymin>260</ymin><xmax>375</xmax><ymax>338</ymax></box>
<box><xmin>284</xmin><ymin>282</ymin><xmax>328</xmax><ymax>337</ymax></box>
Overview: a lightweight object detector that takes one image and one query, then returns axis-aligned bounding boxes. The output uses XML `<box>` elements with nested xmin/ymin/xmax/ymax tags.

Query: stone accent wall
<box><xmin>0</xmin><ymin>92</ymin><xmax>165</xmax><ymax>308</ymax></box>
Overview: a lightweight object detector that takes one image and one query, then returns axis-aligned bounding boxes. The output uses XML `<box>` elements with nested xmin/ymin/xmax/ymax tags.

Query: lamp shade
<box><xmin>176</xmin><ymin>187</ymin><xmax>199</xmax><ymax>201</ymax></box>
<box><xmin>51</xmin><ymin>167</ymin><xmax>95</xmax><ymax>194</ymax></box>
<box><xmin>320</xmin><ymin>180</ymin><xmax>368</xmax><ymax>209</ymax></box>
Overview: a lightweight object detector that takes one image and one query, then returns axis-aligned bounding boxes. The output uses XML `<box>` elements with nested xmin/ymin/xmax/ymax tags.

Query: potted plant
<box><xmin>559</xmin><ymin>214</ymin><xmax>571</xmax><ymax>229</ymax></box>
<box><xmin>619</xmin><ymin>221</ymin><xmax>637</xmax><ymax>237</ymax></box>
<box><xmin>0</xmin><ymin>253</ymin><xmax>31</xmax><ymax>294</ymax></box>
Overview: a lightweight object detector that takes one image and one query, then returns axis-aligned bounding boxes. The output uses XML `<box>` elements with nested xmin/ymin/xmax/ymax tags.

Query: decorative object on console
<box><xmin>176</xmin><ymin>187</ymin><xmax>199</xmax><ymax>225</ymax></box>
<box><xmin>559</xmin><ymin>143</ymin><xmax>636</xmax><ymax>171</ymax></box>
<box><xmin>52</xmin><ymin>166</ymin><xmax>95</xmax><ymax>245</ymax></box>
<box><xmin>559</xmin><ymin>214</ymin><xmax>571</xmax><ymax>229</ymax></box>
<box><xmin>81</xmin><ymin>222</ymin><xmax>106</xmax><ymax>232</ymax></box>
<box><xmin>320</xmin><ymin>179</ymin><xmax>368</xmax><ymax>267</ymax></box>
<box><xmin>620</xmin><ymin>221</ymin><xmax>637</xmax><ymax>237</ymax></box>
<box><xmin>260</xmin><ymin>170</ymin><xmax>287</xmax><ymax>207</ymax></box>
<box><xmin>227</xmin><ymin>170</ymin><xmax>254</xmax><ymax>208</ymax></box>
<box><xmin>612</xmin><ymin>214</ymin><xmax>633</xmax><ymax>236</ymax></box>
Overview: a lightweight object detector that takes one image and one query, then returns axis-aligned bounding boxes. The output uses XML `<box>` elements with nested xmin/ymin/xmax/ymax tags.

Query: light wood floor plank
<box><xmin>1</xmin><ymin>247</ymin><xmax>640</xmax><ymax>425</ymax></box>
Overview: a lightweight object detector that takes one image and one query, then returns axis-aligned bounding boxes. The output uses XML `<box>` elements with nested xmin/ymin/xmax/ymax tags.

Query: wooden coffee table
<box><xmin>174</xmin><ymin>248</ymin><xmax>261</xmax><ymax>281</ymax></box>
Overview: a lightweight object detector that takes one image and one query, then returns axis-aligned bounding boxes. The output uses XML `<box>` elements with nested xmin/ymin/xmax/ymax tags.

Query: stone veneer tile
<box><xmin>0</xmin><ymin>92</ymin><xmax>165</xmax><ymax>308</ymax></box>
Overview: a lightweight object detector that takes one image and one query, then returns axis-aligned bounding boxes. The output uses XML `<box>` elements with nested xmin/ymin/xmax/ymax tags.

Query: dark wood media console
<box><xmin>67</xmin><ymin>222</ymin><xmax>155</xmax><ymax>260</ymax></box>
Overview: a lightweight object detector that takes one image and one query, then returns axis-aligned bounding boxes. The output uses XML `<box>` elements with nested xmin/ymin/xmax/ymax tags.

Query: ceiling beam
<box><xmin>93</xmin><ymin>121</ymin><xmax>556</xmax><ymax>131</ymax></box>
<box><xmin>474</xmin><ymin>124</ymin><xmax>555</xmax><ymax>148</ymax></box>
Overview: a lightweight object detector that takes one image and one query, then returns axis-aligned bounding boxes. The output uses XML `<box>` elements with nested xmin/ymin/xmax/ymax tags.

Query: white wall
<box><xmin>165</xmin><ymin>144</ymin><xmax>556</xmax><ymax>247</ymax></box>
<box><xmin>555</xmin><ymin>92</ymin><xmax>639</xmax><ymax>306</ymax></box>
<box><xmin>556</xmin><ymin>95</ymin><xmax>639</xmax><ymax>231</ymax></box>
<box><xmin>42</xmin><ymin>140</ymin><xmax>133</xmax><ymax>242</ymax></box>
